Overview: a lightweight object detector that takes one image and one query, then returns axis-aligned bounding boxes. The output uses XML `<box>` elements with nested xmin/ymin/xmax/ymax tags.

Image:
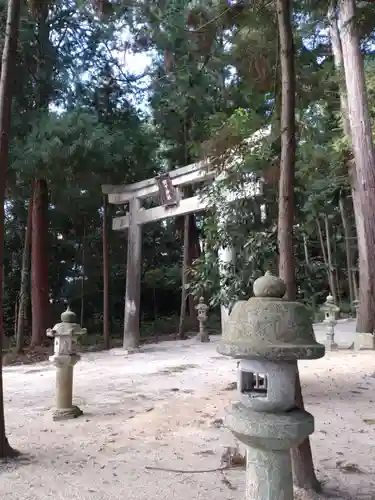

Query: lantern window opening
<box><xmin>240</xmin><ymin>371</ymin><xmax>268</xmax><ymax>398</ymax></box>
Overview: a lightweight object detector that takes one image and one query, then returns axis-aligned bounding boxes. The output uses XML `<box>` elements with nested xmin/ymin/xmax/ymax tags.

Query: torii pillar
<box><xmin>123</xmin><ymin>197</ymin><xmax>142</xmax><ymax>351</ymax></box>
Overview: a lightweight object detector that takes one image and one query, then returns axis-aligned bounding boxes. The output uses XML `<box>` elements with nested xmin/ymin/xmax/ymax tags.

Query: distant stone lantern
<box><xmin>47</xmin><ymin>307</ymin><xmax>86</xmax><ymax>421</ymax></box>
<box><xmin>218</xmin><ymin>272</ymin><xmax>325</xmax><ymax>500</ymax></box>
<box><xmin>196</xmin><ymin>297</ymin><xmax>209</xmax><ymax>343</ymax></box>
<box><xmin>320</xmin><ymin>294</ymin><xmax>340</xmax><ymax>351</ymax></box>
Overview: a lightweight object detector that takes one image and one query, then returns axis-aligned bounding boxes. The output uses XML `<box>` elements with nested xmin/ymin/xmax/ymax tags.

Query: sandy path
<box><xmin>0</xmin><ymin>336</ymin><xmax>374</xmax><ymax>499</ymax></box>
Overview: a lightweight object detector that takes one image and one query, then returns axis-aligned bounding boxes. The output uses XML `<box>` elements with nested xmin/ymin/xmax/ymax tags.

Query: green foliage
<box><xmin>3</xmin><ymin>0</ymin><xmax>375</xmax><ymax>342</ymax></box>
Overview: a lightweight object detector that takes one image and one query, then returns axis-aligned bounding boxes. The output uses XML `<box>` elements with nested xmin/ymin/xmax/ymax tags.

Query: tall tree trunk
<box><xmin>31</xmin><ymin>179</ymin><xmax>49</xmax><ymax>347</ymax></box>
<box><xmin>316</xmin><ymin>216</ymin><xmax>336</xmax><ymax>300</ymax></box>
<box><xmin>352</xmin><ymin>267</ymin><xmax>358</xmax><ymax>300</ymax></box>
<box><xmin>316</xmin><ymin>217</ymin><xmax>328</xmax><ymax>265</ymax></box>
<box><xmin>30</xmin><ymin>0</ymin><xmax>53</xmax><ymax>345</ymax></box>
<box><xmin>302</xmin><ymin>233</ymin><xmax>310</xmax><ymax>268</ymax></box>
<box><xmin>277</xmin><ymin>0</ymin><xmax>296</xmax><ymax>301</ymax></box>
<box><xmin>35</xmin><ymin>1</ymin><xmax>52</xmax><ymax>111</ymax></box>
<box><xmin>276</xmin><ymin>0</ymin><xmax>321</xmax><ymax>492</ymax></box>
<box><xmin>349</xmin><ymin>162</ymin><xmax>364</xmax><ymax>309</ymax></box>
<box><xmin>338</xmin><ymin>0</ymin><xmax>375</xmax><ymax>336</ymax></box>
<box><xmin>324</xmin><ymin>215</ymin><xmax>338</xmax><ymax>304</ymax></box>
<box><xmin>328</xmin><ymin>3</ymin><xmax>350</xmax><ymax>139</ymax></box>
<box><xmin>178</xmin><ymin>214</ymin><xmax>189</xmax><ymax>340</ymax></box>
<box><xmin>103</xmin><ymin>195</ymin><xmax>110</xmax><ymax>349</ymax></box>
<box><xmin>80</xmin><ymin>217</ymin><xmax>86</xmax><ymax>327</ymax></box>
<box><xmin>292</xmin><ymin>370</ymin><xmax>321</xmax><ymax>492</ymax></box>
<box><xmin>339</xmin><ymin>196</ymin><xmax>354</xmax><ymax>307</ymax></box>
<box><xmin>16</xmin><ymin>195</ymin><xmax>33</xmax><ymax>353</ymax></box>
<box><xmin>333</xmin><ymin>236</ymin><xmax>342</xmax><ymax>307</ymax></box>
<box><xmin>0</xmin><ymin>0</ymin><xmax>21</xmax><ymax>460</ymax></box>
<box><xmin>329</xmin><ymin>2</ymin><xmax>372</xmax><ymax>331</ymax></box>
<box><xmin>14</xmin><ymin>299</ymin><xmax>18</xmax><ymax>337</ymax></box>
<box><xmin>187</xmin><ymin>214</ymin><xmax>200</xmax><ymax>320</ymax></box>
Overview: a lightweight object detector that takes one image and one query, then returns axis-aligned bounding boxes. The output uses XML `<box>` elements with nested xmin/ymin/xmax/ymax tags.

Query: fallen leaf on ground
<box><xmin>362</xmin><ymin>419</ymin><xmax>375</xmax><ymax>425</ymax></box>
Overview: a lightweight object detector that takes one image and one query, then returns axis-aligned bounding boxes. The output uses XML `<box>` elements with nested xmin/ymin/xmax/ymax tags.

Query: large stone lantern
<box><xmin>218</xmin><ymin>272</ymin><xmax>325</xmax><ymax>499</ymax></box>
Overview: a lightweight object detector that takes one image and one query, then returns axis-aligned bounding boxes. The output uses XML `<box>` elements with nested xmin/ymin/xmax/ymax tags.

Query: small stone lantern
<box><xmin>320</xmin><ymin>294</ymin><xmax>340</xmax><ymax>351</ymax></box>
<box><xmin>196</xmin><ymin>296</ymin><xmax>209</xmax><ymax>342</ymax></box>
<box><xmin>47</xmin><ymin>307</ymin><xmax>86</xmax><ymax>421</ymax></box>
<box><xmin>218</xmin><ymin>272</ymin><xmax>325</xmax><ymax>500</ymax></box>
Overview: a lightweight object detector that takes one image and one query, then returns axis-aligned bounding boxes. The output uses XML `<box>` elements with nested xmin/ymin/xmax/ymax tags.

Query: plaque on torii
<box><xmin>155</xmin><ymin>173</ymin><xmax>179</xmax><ymax>207</ymax></box>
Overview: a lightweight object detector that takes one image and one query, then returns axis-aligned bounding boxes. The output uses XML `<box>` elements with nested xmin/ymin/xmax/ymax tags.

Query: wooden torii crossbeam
<box><xmin>102</xmin><ymin>160</ymin><xmax>216</xmax><ymax>349</ymax></box>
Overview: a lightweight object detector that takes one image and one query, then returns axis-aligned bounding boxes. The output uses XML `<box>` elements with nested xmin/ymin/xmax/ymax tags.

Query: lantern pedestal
<box><xmin>226</xmin><ymin>403</ymin><xmax>314</xmax><ymax>500</ymax></box>
<box><xmin>50</xmin><ymin>353</ymin><xmax>82</xmax><ymax>421</ymax></box>
<box><xmin>196</xmin><ymin>330</ymin><xmax>210</xmax><ymax>343</ymax></box>
<box><xmin>324</xmin><ymin>321</ymin><xmax>338</xmax><ymax>351</ymax></box>
<box><xmin>245</xmin><ymin>447</ymin><xmax>291</xmax><ymax>500</ymax></box>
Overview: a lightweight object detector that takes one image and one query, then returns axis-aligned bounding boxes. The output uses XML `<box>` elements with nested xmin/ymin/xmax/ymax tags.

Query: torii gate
<box><xmin>102</xmin><ymin>160</ymin><xmax>238</xmax><ymax>350</ymax></box>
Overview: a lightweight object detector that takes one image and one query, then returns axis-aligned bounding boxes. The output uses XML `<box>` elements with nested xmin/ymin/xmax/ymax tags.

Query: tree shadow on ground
<box><xmin>0</xmin><ymin>452</ymin><xmax>35</xmax><ymax>473</ymax></box>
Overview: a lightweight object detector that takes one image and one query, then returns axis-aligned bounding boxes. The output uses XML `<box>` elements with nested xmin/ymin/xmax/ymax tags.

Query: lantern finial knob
<box><xmin>61</xmin><ymin>306</ymin><xmax>77</xmax><ymax>324</ymax></box>
<box><xmin>253</xmin><ymin>272</ymin><xmax>286</xmax><ymax>299</ymax></box>
<box><xmin>326</xmin><ymin>293</ymin><xmax>334</xmax><ymax>303</ymax></box>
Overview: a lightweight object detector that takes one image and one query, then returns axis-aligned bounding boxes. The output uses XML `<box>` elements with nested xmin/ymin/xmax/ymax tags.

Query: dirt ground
<box><xmin>0</xmin><ymin>335</ymin><xmax>374</xmax><ymax>499</ymax></box>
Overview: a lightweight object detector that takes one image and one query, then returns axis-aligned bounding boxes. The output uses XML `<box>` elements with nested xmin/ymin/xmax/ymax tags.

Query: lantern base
<box><xmin>325</xmin><ymin>334</ymin><xmax>338</xmax><ymax>351</ymax></box>
<box><xmin>196</xmin><ymin>332</ymin><xmax>210</xmax><ymax>343</ymax></box>
<box><xmin>124</xmin><ymin>348</ymin><xmax>140</xmax><ymax>355</ymax></box>
<box><xmin>52</xmin><ymin>405</ymin><xmax>83</xmax><ymax>421</ymax></box>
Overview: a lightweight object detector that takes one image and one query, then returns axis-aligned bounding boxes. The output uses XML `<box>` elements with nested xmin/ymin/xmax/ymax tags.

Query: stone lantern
<box><xmin>218</xmin><ymin>272</ymin><xmax>325</xmax><ymax>500</ymax></box>
<box><xmin>196</xmin><ymin>296</ymin><xmax>209</xmax><ymax>342</ymax></box>
<box><xmin>320</xmin><ymin>294</ymin><xmax>340</xmax><ymax>351</ymax></box>
<box><xmin>47</xmin><ymin>306</ymin><xmax>86</xmax><ymax>421</ymax></box>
